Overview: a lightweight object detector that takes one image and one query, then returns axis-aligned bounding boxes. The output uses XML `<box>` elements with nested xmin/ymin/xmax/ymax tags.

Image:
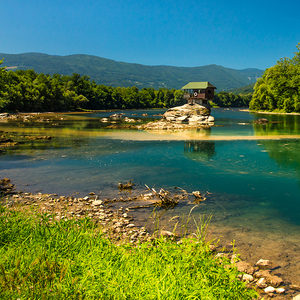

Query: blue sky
<box><xmin>1</xmin><ymin>0</ymin><xmax>300</xmax><ymax>70</ymax></box>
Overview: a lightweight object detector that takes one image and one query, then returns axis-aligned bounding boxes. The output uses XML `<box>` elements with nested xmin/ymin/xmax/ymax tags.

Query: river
<box><xmin>1</xmin><ymin>108</ymin><xmax>300</xmax><ymax>285</ymax></box>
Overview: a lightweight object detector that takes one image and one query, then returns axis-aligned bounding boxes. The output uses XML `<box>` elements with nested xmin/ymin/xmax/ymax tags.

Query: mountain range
<box><xmin>0</xmin><ymin>52</ymin><xmax>263</xmax><ymax>91</ymax></box>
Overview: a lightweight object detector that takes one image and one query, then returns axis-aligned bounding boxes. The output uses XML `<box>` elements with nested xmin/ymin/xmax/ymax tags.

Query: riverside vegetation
<box><xmin>0</xmin><ymin>59</ymin><xmax>252</xmax><ymax>113</ymax></box>
<box><xmin>249</xmin><ymin>43</ymin><xmax>300</xmax><ymax>113</ymax></box>
<box><xmin>0</xmin><ymin>179</ymin><xmax>260</xmax><ymax>300</ymax></box>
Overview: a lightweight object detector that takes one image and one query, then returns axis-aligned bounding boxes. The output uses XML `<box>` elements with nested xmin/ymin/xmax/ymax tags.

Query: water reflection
<box><xmin>257</xmin><ymin>139</ymin><xmax>300</xmax><ymax>178</ymax></box>
<box><xmin>184</xmin><ymin>140</ymin><xmax>216</xmax><ymax>161</ymax></box>
<box><xmin>252</xmin><ymin>114</ymin><xmax>300</xmax><ymax>136</ymax></box>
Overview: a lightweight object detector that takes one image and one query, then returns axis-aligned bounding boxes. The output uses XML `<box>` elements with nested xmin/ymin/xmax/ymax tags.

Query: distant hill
<box><xmin>226</xmin><ymin>83</ymin><xmax>256</xmax><ymax>95</ymax></box>
<box><xmin>0</xmin><ymin>52</ymin><xmax>263</xmax><ymax>91</ymax></box>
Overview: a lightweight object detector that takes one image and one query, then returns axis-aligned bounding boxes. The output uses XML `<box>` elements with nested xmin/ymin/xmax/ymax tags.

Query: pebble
<box><xmin>256</xmin><ymin>278</ymin><xmax>268</xmax><ymax>288</ymax></box>
<box><xmin>276</xmin><ymin>287</ymin><xmax>285</xmax><ymax>294</ymax></box>
<box><xmin>242</xmin><ymin>274</ymin><xmax>254</xmax><ymax>282</ymax></box>
<box><xmin>264</xmin><ymin>286</ymin><xmax>276</xmax><ymax>293</ymax></box>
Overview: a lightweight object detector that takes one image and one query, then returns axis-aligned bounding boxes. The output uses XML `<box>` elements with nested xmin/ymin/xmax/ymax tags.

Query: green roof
<box><xmin>181</xmin><ymin>82</ymin><xmax>217</xmax><ymax>90</ymax></box>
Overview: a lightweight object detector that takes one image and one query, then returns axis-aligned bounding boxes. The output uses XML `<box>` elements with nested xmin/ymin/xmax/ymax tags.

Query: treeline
<box><xmin>211</xmin><ymin>92</ymin><xmax>252</xmax><ymax>107</ymax></box>
<box><xmin>0</xmin><ymin>59</ymin><xmax>185</xmax><ymax>112</ymax></box>
<box><xmin>249</xmin><ymin>43</ymin><xmax>300</xmax><ymax>112</ymax></box>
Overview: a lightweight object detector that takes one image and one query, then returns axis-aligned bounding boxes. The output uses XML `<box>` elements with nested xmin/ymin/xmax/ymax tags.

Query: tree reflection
<box><xmin>184</xmin><ymin>140</ymin><xmax>216</xmax><ymax>161</ymax></box>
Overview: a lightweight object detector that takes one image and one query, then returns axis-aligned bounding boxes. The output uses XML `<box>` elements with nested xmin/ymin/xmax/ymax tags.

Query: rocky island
<box><xmin>138</xmin><ymin>102</ymin><xmax>215</xmax><ymax>131</ymax></box>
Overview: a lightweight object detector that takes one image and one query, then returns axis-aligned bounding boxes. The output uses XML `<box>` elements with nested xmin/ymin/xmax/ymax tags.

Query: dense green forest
<box><xmin>227</xmin><ymin>83</ymin><xmax>255</xmax><ymax>95</ymax></box>
<box><xmin>0</xmin><ymin>52</ymin><xmax>262</xmax><ymax>91</ymax></box>
<box><xmin>0</xmin><ymin>59</ymin><xmax>186</xmax><ymax>112</ymax></box>
<box><xmin>0</xmin><ymin>59</ymin><xmax>254</xmax><ymax>112</ymax></box>
<box><xmin>211</xmin><ymin>92</ymin><xmax>252</xmax><ymax>107</ymax></box>
<box><xmin>249</xmin><ymin>43</ymin><xmax>300</xmax><ymax>112</ymax></box>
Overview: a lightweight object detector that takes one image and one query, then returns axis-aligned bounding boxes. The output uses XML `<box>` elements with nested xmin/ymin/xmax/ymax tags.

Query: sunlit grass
<box><xmin>0</xmin><ymin>206</ymin><xmax>258</xmax><ymax>299</ymax></box>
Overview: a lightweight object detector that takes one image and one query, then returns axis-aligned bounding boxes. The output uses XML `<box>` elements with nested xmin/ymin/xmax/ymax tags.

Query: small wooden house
<box><xmin>181</xmin><ymin>82</ymin><xmax>216</xmax><ymax>105</ymax></box>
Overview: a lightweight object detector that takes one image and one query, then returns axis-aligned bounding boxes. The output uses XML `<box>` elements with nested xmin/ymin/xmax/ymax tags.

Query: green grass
<box><xmin>0</xmin><ymin>206</ymin><xmax>258</xmax><ymax>299</ymax></box>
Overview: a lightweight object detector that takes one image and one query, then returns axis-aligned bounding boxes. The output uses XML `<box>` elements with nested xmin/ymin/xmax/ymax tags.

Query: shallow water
<box><xmin>1</xmin><ymin>108</ymin><xmax>300</xmax><ymax>284</ymax></box>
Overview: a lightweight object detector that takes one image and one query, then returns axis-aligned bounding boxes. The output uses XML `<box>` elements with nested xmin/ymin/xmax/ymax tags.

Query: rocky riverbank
<box><xmin>1</xmin><ymin>178</ymin><xmax>300</xmax><ymax>299</ymax></box>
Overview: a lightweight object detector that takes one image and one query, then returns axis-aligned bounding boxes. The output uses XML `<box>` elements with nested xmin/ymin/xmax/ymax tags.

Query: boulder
<box><xmin>162</xmin><ymin>103</ymin><xmax>212</xmax><ymax>125</ymax></box>
<box><xmin>176</xmin><ymin>115</ymin><xmax>189</xmax><ymax>123</ymax></box>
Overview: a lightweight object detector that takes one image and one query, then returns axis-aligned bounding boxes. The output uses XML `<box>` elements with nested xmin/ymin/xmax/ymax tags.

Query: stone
<box><xmin>209</xmin><ymin>244</ymin><xmax>217</xmax><ymax>252</ymax></box>
<box><xmin>264</xmin><ymin>286</ymin><xmax>276</xmax><ymax>293</ymax></box>
<box><xmin>254</xmin><ymin>270</ymin><xmax>270</xmax><ymax>278</ymax></box>
<box><xmin>267</xmin><ymin>275</ymin><xmax>283</xmax><ymax>288</ymax></box>
<box><xmin>290</xmin><ymin>285</ymin><xmax>300</xmax><ymax>291</ymax></box>
<box><xmin>276</xmin><ymin>288</ymin><xmax>285</xmax><ymax>294</ymax></box>
<box><xmin>215</xmin><ymin>253</ymin><xmax>227</xmax><ymax>258</ymax></box>
<box><xmin>256</xmin><ymin>278</ymin><xmax>268</xmax><ymax>289</ymax></box>
<box><xmin>254</xmin><ymin>118</ymin><xmax>268</xmax><ymax>124</ymax></box>
<box><xmin>236</xmin><ymin>261</ymin><xmax>255</xmax><ymax>275</ymax></box>
<box><xmin>207</xmin><ymin>116</ymin><xmax>215</xmax><ymax>122</ymax></box>
<box><xmin>160</xmin><ymin>230</ymin><xmax>175</xmax><ymax>237</ymax></box>
<box><xmin>256</xmin><ymin>259</ymin><xmax>272</xmax><ymax>269</ymax></box>
<box><xmin>242</xmin><ymin>274</ymin><xmax>254</xmax><ymax>282</ymax></box>
<box><xmin>161</xmin><ymin>103</ymin><xmax>213</xmax><ymax>125</ymax></box>
<box><xmin>176</xmin><ymin>116</ymin><xmax>188</xmax><ymax>123</ymax></box>
<box><xmin>188</xmin><ymin>116</ymin><xmax>202</xmax><ymax>123</ymax></box>
<box><xmin>254</xmin><ymin>270</ymin><xmax>283</xmax><ymax>287</ymax></box>
<box><xmin>293</xmin><ymin>295</ymin><xmax>300</xmax><ymax>300</ymax></box>
<box><xmin>230</xmin><ymin>254</ymin><xmax>238</xmax><ymax>263</ymax></box>
<box><xmin>92</xmin><ymin>200</ymin><xmax>103</xmax><ymax>206</ymax></box>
